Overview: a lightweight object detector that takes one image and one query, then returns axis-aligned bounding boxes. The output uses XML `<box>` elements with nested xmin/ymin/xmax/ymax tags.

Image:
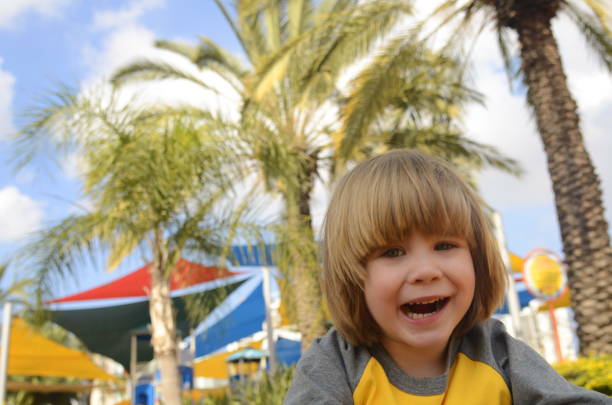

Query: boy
<box><xmin>285</xmin><ymin>150</ymin><xmax>610</xmax><ymax>404</ymax></box>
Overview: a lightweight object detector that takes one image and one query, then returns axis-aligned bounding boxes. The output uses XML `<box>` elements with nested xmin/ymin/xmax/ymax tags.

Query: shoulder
<box><xmin>460</xmin><ymin>319</ymin><xmax>611</xmax><ymax>404</ymax></box>
<box><xmin>284</xmin><ymin>328</ymin><xmax>372</xmax><ymax>405</ymax></box>
<box><xmin>458</xmin><ymin>318</ymin><xmax>565</xmax><ymax>380</ymax></box>
<box><xmin>457</xmin><ymin>318</ymin><xmax>511</xmax><ymax>377</ymax></box>
<box><xmin>299</xmin><ymin>328</ymin><xmax>372</xmax><ymax>389</ymax></box>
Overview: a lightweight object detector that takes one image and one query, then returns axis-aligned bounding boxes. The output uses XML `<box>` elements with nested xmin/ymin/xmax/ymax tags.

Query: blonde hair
<box><xmin>322</xmin><ymin>150</ymin><xmax>506</xmax><ymax>346</ymax></box>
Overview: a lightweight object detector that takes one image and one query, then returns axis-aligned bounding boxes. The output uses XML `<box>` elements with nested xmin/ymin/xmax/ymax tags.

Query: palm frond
<box><xmin>298</xmin><ymin>0</ymin><xmax>413</xmax><ymax>105</ymax></box>
<box><xmin>424</xmin><ymin>0</ymin><xmax>480</xmax><ymax>40</ymax></box>
<box><xmin>496</xmin><ymin>26</ymin><xmax>520</xmax><ymax>90</ymax></box>
<box><xmin>262</xmin><ymin>0</ymin><xmax>282</xmax><ymax>51</ymax></box>
<box><xmin>13</xmin><ymin>85</ymin><xmax>145</xmax><ymax>171</ymax></box>
<box><xmin>11</xmin><ymin>86</ymin><xmax>81</xmax><ymax>169</ymax></box>
<box><xmin>20</xmin><ymin>213</ymin><xmax>108</xmax><ymax>298</ymax></box>
<box><xmin>111</xmin><ymin>59</ymin><xmax>219</xmax><ymax>93</ymax></box>
<box><xmin>563</xmin><ymin>0</ymin><xmax>612</xmax><ymax>72</ymax></box>
<box><xmin>194</xmin><ymin>36</ymin><xmax>250</xmax><ymax>78</ymax></box>
<box><xmin>106</xmin><ymin>231</ymin><xmax>142</xmax><ymax>272</ymax></box>
<box><xmin>214</xmin><ymin>0</ymin><xmax>254</xmax><ymax>61</ymax></box>
<box><xmin>387</xmin><ymin>126</ymin><xmax>520</xmax><ymax>174</ymax></box>
<box><xmin>237</xmin><ymin>0</ymin><xmax>273</xmax><ymax>62</ymax></box>
<box><xmin>0</xmin><ymin>263</ymin><xmax>34</xmax><ymax>304</ymax></box>
<box><xmin>252</xmin><ymin>0</ymin><xmax>412</xmax><ymax>101</ymax></box>
<box><xmin>288</xmin><ymin>0</ymin><xmax>311</xmax><ymax>38</ymax></box>
<box><xmin>155</xmin><ymin>39</ymin><xmax>200</xmax><ymax>60</ymax></box>
<box><xmin>337</xmin><ymin>33</ymin><xmax>428</xmax><ymax>162</ymax></box>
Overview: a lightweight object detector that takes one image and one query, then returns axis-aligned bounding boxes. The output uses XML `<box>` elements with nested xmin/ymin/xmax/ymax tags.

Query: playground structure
<box><xmin>44</xmin><ymin>246</ymin><xmax>302</xmax><ymax>404</ymax></box>
<box><xmin>0</xmin><ymin>244</ymin><xmax>576</xmax><ymax>403</ymax></box>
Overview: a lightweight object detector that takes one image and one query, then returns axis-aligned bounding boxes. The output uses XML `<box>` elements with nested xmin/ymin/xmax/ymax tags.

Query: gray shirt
<box><xmin>285</xmin><ymin>319</ymin><xmax>610</xmax><ymax>404</ymax></box>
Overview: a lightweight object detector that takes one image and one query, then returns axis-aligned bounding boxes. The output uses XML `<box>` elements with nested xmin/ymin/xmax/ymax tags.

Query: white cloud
<box><xmin>0</xmin><ymin>59</ymin><xmax>16</xmax><ymax>138</ymax></box>
<box><xmin>80</xmin><ymin>3</ymin><xmax>241</xmax><ymax>117</ymax></box>
<box><xmin>92</xmin><ymin>0</ymin><xmax>165</xmax><ymax>31</ymax></box>
<box><xmin>0</xmin><ymin>186</ymin><xmax>43</xmax><ymax>242</ymax></box>
<box><xmin>465</xmin><ymin>52</ymin><xmax>553</xmax><ymax>209</ymax></box>
<box><xmin>0</xmin><ymin>0</ymin><xmax>72</xmax><ymax>29</ymax></box>
<box><xmin>81</xmin><ymin>24</ymin><xmax>159</xmax><ymax>83</ymax></box>
<box><xmin>79</xmin><ymin>23</ymin><xmax>241</xmax><ymax>118</ymax></box>
<box><xmin>81</xmin><ymin>0</ymin><xmax>168</xmax><ymax>82</ymax></box>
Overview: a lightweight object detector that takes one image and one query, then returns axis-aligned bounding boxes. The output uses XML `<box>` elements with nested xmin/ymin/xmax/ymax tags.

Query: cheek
<box><xmin>364</xmin><ymin>266</ymin><xmax>398</xmax><ymax>297</ymax></box>
<box><xmin>363</xmin><ymin>275</ymin><xmax>380</xmax><ymax>305</ymax></box>
<box><xmin>363</xmin><ymin>270</ymin><xmax>394</xmax><ymax>313</ymax></box>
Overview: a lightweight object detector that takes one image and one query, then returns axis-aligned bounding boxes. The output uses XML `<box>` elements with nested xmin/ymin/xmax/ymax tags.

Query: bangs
<box><xmin>340</xmin><ymin>153</ymin><xmax>475</xmax><ymax>262</ymax></box>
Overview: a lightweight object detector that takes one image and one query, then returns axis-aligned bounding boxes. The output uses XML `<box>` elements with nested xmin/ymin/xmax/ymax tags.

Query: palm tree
<box><xmin>416</xmin><ymin>0</ymin><xmax>612</xmax><ymax>356</ymax></box>
<box><xmin>258</xmin><ymin>0</ymin><xmax>612</xmax><ymax>356</ymax></box>
<box><xmin>14</xmin><ymin>90</ymin><xmax>240</xmax><ymax>404</ymax></box>
<box><xmin>111</xmin><ymin>0</ymin><xmax>520</xmax><ymax>349</ymax></box>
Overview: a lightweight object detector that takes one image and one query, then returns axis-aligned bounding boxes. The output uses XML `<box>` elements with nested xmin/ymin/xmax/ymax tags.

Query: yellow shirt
<box><xmin>353</xmin><ymin>353</ymin><xmax>510</xmax><ymax>404</ymax></box>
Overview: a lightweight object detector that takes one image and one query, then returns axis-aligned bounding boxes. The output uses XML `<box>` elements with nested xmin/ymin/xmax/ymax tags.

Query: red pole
<box><xmin>548</xmin><ymin>301</ymin><xmax>564</xmax><ymax>363</ymax></box>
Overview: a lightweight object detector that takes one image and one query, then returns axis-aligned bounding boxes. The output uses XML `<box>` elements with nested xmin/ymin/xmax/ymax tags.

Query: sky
<box><xmin>0</xmin><ymin>0</ymin><xmax>610</xmax><ymax>298</ymax></box>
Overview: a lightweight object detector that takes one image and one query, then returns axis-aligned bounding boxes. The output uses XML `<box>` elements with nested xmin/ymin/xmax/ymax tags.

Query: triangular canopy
<box><xmin>194</xmin><ymin>273</ymin><xmax>266</xmax><ymax>359</ymax></box>
<box><xmin>48</xmin><ymin>259</ymin><xmax>244</xmax><ymax>371</ymax></box>
<box><xmin>6</xmin><ymin>317</ymin><xmax>116</xmax><ymax>380</ymax></box>
<box><xmin>48</xmin><ymin>258</ymin><xmax>235</xmax><ymax>304</ymax></box>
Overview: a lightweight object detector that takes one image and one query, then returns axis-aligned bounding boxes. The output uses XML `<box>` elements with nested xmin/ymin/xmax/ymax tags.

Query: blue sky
<box><xmin>0</xmin><ymin>0</ymin><xmax>610</xmax><ymax>298</ymax></box>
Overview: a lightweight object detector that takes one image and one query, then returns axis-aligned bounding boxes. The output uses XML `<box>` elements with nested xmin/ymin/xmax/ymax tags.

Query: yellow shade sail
<box><xmin>509</xmin><ymin>252</ymin><xmax>525</xmax><ymax>273</ymax></box>
<box><xmin>194</xmin><ymin>339</ymin><xmax>263</xmax><ymax>379</ymax></box>
<box><xmin>6</xmin><ymin>317</ymin><xmax>117</xmax><ymax>381</ymax></box>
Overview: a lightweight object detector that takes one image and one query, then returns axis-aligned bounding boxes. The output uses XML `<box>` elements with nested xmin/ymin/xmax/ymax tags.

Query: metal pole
<box><xmin>0</xmin><ymin>301</ymin><xmax>13</xmax><ymax>405</ymax></box>
<box><xmin>130</xmin><ymin>334</ymin><xmax>137</xmax><ymax>402</ymax></box>
<box><xmin>190</xmin><ymin>329</ymin><xmax>196</xmax><ymax>365</ymax></box>
<box><xmin>262</xmin><ymin>267</ymin><xmax>277</xmax><ymax>374</ymax></box>
<box><xmin>492</xmin><ymin>211</ymin><xmax>523</xmax><ymax>339</ymax></box>
<box><xmin>548</xmin><ymin>301</ymin><xmax>564</xmax><ymax>363</ymax></box>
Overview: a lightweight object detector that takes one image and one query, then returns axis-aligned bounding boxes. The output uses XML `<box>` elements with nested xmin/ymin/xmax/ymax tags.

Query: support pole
<box><xmin>0</xmin><ymin>301</ymin><xmax>13</xmax><ymax>405</ymax></box>
<box><xmin>548</xmin><ymin>301</ymin><xmax>564</xmax><ymax>363</ymax></box>
<box><xmin>262</xmin><ymin>267</ymin><xmax>276</xmax><ymax>374</ymax></box>
<box><xmin>190</xmin><ymin>329</ymin><xmax>195</xmax><ymax>365</ymax></box>
<box><xmin>130</xmin><ymin>334</ymin><xmax>137</xmax><ymax>402</ymax></box>
<box><xmin>492</xmin><ymin>212</ymin><xmax>523</xmax><ymax>339</ymax></box>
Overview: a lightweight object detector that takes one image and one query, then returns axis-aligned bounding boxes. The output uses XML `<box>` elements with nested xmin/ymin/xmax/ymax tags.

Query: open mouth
<box><xmin>400</xmin><ymin>297</ymin><xmax>450</xmax><ymax>320</ymax></box>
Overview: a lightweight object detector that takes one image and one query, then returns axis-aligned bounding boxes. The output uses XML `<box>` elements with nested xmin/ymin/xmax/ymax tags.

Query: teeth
<box><xmin>405</xmin><ymin>311</ymin><xmax>437</xmax><ymax>319</ymax></box>
<box><xmin>409</xmin><ymin>298</ymin><xmax>443</xmax><ymax>305</ymax></box>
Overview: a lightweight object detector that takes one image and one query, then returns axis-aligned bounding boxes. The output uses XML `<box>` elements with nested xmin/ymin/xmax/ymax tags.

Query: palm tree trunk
<box><xmin>149</xmin><ymin>258</ymin><xmax>182</xmax><ymax>404</ymax></box>
<box><xmin>288</xmin><ymin>154</ymin><xmax>327</xmax><ymax>349</ymax></box>
<box><xmin>513</xmin><ymin>14</ymin><xmax>612</xmax><ymax>355</ymax></box>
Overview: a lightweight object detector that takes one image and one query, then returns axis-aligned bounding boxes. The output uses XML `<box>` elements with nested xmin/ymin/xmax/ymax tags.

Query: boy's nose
<box><xmin>405</xmin><ymin>255</ymin><xmax>443</xmax><ymax>284</ymax></box>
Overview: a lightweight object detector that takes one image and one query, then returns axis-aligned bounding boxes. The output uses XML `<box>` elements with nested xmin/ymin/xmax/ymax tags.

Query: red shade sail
<box><xmin>48</xmin><ymin>258</ymin><xmax>237</xmax><ymax>304</ymax></box>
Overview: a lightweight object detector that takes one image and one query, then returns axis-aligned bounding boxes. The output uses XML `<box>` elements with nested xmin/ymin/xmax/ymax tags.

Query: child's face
<box><xmin>364</xmin><ymin>230</ymin><xmax>475</xmax><ymax>360</ymax></box>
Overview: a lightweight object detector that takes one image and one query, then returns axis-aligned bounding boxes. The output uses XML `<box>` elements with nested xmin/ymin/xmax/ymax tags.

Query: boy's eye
<box><xmin>381</xmin><ymin>247</ymin><xmax>404</xmax><ymax>258</ymax></box>
<box><xmin>434</xmin><ymin>242</ymin><xmax>456</xmax><ymax>251</ymax></box>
